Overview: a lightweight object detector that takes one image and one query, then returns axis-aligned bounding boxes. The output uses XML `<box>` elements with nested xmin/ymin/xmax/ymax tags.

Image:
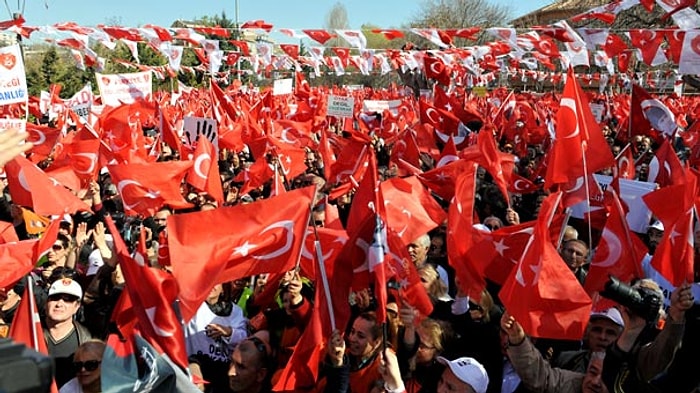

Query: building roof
<box><xmin>510</xmin><ymin>0</ymin><xmax>609</xmax><ymax>27</ymax></box>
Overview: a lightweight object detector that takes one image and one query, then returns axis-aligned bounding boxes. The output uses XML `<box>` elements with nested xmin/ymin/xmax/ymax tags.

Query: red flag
<box><xmin>168</xmin><ymin>186</ymin><xmax>315</xmax><ymax>321</ymax></box>
<box><xmin>628</xmin><ymin>29</ymin><xmax>665</xmax><ymax>66</ymax></box>
<box><xmin>25</xmin><ymin>123</ymin><xmax>61</xmax><ymax>159</ymax></box>
<box><xmin>5</xmin><ymin>155</ymin><xmax>90</xmax><ymax>216</ymax></box>
<box><xmin>630</xmin><ymin>84</ymin><xmax>678</xmax><ymax>139</ymax></box>
<box><xmin>417</xmin><ymin>159</ymin><xmax>471</xmax><ymax>202</ymax></box>
<box><xmin>380</xmin><ymin>176</ymin><xmax>447</xmax><ymax>245</ymax></box>
<box><xmin>499</xmin><ymin>192</ymin><xmax>592</xmax><ymax>340</ymax></box>
<box><xmin>585</xmin><ymin>191</ymin><xmax>645</xmax><ymax>295</ymax></box>
<box><xmin>186</xmin><ymin>137</ymin><xmax>224</xmax><ymax>205</ymax></box>
<box><xmin>447</xmin><ymin>163</ymin><xmax>488</xmax><ymax>300</ymax></box>
<box><xmin>603</xmin><ymin>32</ymin><xmax>628</xmax><ymax>58</ymax></box>
<box><xmin>104</xmin><ymin>216</ymin><xmax>189</xmax><ymax>370</ymax></box>
<box><xmin>302</xmin><ymin>29</ymin><xmax>334</xmax><ymax>45</ymax></box>
<box><xmin>108</xmin><ymin>161</ymin><xmax>193</xmax><ymax>216</ymax></box>
<box><xmin>545</xmin><ymin>68</ymin><xmax>614</xmax><ymax>187</ymax></box>
<box><xmin>614</xmin><ymin>144</ymin><xmax>636</xmax><ymax>180</ymax></box>
<box><xmin>424</xmin><ymin>56</ymin><xmax>451</xmax><ymax>86</ymax></box>
<box><xmin>436</xmin><ymin>135</ymin><xmax>459</xmax><ymax>168</ymax></box>
<box><xmin>643</xmin><ymin>175</ymin><xmax>696</xmax><ymax>286</ymax></box>
<box><xmin>508</xmin><ymin>173</ymin><xmax>541</xmax><ymax>194</ymax></box>
<box><xmin>648</xmin><ymin>139</ymin><xmax>685</xmax><ymax>187</ymax></box>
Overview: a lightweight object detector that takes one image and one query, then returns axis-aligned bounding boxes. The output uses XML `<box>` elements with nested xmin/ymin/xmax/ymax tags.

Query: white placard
<box><xmin>273</xmin><ymin>78</ymin><xmax>293</xmax><ymax>96</ymax></box>
<box><xmin>0</xmin><ymin>44</ymin><xmax>27</xmax><ymax>106</ymax></box>
<box><xmin>183</xmin><ymin>116</ymin><xmax>219</xmax><ymax>154</ymax></box>
<box><xmin>95</xmin><ymin>71</ymin><xmax>152</xmax><ymax>107</ymax></box>
<box><xmin>327</xmin><ymin>95</ymin><xmax>355</xmax><ymax>118</ymax></box>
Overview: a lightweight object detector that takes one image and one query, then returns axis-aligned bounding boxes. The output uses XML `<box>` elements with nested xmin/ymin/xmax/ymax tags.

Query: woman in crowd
<box><xmin>59</xmin><ymin>340</ymin><xmax>105</xmax><ymax>393</ymax></box>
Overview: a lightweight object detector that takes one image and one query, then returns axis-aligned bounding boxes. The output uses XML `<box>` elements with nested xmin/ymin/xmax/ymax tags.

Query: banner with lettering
<box><xmin>95</xmin><ymin>71</ymin><xmax>152</xmax><ymax>107</ymax></box>
<box><xmin>0</xmin><ymin>44</ymin><xmax>27</xmax><ymax>107</ymax></box>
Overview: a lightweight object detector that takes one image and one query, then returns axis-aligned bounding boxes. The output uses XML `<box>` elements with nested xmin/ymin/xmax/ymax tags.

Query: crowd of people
<box><xmin>0</xmin><ymin>71</ymin><xmax>699</xmax><ymax>393</ymax></box>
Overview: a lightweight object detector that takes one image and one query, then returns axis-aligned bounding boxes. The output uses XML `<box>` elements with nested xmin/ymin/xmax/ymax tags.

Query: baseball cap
<box><xmin>590</xmin><ymin>308</ymin><xmax>625</xmax><ymax>328</ymax></box>
<box><xmin>48</xmin><ymin>278</ymin><xmax>83</xmax><ymax>300</ymax></box>
<box><xmin>437</xmin><ymin>356</ymin><xmax>489</xmax><ymax>393</ymax></box>
<box><xmin>647</xmin><ymin>220</ymin><xmax>664</xmax><ymax>232</ymax></box>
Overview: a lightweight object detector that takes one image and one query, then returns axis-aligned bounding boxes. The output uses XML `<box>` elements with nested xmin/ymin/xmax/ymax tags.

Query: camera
<box><xmin>0</xmin><ymin>339</ymin><xmax>54</xmax><ymax>393</ymax></box>
<box><xmin>600</xmin><ymin>276</ymin><xmax>663</xmax><ymax>323</ymax></box>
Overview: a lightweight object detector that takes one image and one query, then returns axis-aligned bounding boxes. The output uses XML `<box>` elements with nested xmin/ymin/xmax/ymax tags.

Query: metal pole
<box><xmin>235</xmin><ymin>0</ymin><xmax>240</xmax><ymax>81</ymax></box>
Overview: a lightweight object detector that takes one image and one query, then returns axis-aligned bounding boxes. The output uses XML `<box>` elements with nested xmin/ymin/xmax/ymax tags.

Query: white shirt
<box><xmin>58</xmin><ymin>378</ymin><xmax>83</xmax><ymax>393</ymax></box>
<box><xmin>641</xmin><ymin>254</ymin><xmax>700</xmax><ymax>309</ymax></box>
<box><xmin>185</xmin><ymin>302</ymin><xmax>248</xmax><ymax>363</ymax></box>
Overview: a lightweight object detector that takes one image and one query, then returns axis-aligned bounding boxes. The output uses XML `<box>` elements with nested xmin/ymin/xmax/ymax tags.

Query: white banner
<box><xmin>327</xmin><ymin>95</ymin><xmax>355</xmax><ymax>118</ymax></box>
<box><xmin>362</xmin><ymin>99</ymin><xmax>402</xmax><ymax>116</ymax></box>
<box><xmin>95</xmin><ymin>71</ymin><xmax>152</xmax><ymax>107</ymax></box>
<box><xmin>0</xmin><ymin>118</ymin><xmax>26</xmax><ymax>133</ymax></box>
<box><xmin>0</xmin><ymin>44</ymin><xmax>27</xmax><ymax>106</ymax></box>
<box><xmin>272</xmin><ymin>78</ymin><xmax>293</xmax><ymax>96</ymax></box>
<box><xmin>570</xmin><ymin>174</ymin><xmax>657</xmax><ymax>233</ymax></box>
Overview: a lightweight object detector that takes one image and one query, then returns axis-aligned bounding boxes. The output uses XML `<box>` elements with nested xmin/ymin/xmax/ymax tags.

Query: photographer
<box><xmin>500</xmin><ymin>279</ymin><xmax>694</xmax><ymax>393</ymax></box>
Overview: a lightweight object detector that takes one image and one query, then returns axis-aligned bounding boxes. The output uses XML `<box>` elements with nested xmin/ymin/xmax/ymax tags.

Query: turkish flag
<box><xmin>664</xmin><ymin>29</ymin><xmax>686</xmax><ymax>64</ymax></box>
<box><xmin>108</xmin><ymin>161</ymin><xmax>193</xmax><ymax>216</ymax></box>
<box><xmin>5</xmin><ymin>155</ymin><xmax>91</xmax><ymax>216</ymax></box>
<box><xmin>630</xmin><ymin>84</ymin><xmax>678</xmax><ymax>138</ymax></box>
<box><xmin>168</xmin><ymin>186</ymin><xmax>316</xmax><ymax>321</ymax></box>
<box><xmin>158</xmin><ymin>107</ymin><xmax>183</xmax><ymax>153</ymax></box>
<box><xmin>585</xmin><ymin>191</ymin><xmax>645</xmax><ymax>295</ymax></box>
<box><xmin>26</xmin><ymin>123</ymin><xmax>61</xmax><ymax>159</ymax></box>
<box><xmin>614</xmin><ymin>144</ymin><xmax>636</xmax><ymax>180</ymax></box>
<box><xmin>0</xmin><ymin>221</ymin><xmax>18</xmax><ymax>244</ymax></box>
<box><xmin>447</xmin><ymin>163</ymin><xmax>489</xmax><ymax>300</ymax></box>
<box><xmin>273</xmin><ymin>240</ymin><xmax>353</xmax><ymax>391</ymax></box>
<box><xmin>105</xmin><ymin>216</ymin><xmax>190</xmax><ymax>370</ymax></box>
<box><xmin>385</xmin><ymin>226</ymin><xmax>434</xmax><ymax>317</ymax></box>
<box><xmin>648</xmin><ymin>139</ymin><xmax>685</xmax><ymax>187</ymax></box>
<box><xmin>234</xmin><ymin>157</ymin><xmax>274</xmax><ymax>196</ymax></box>
<box><xmin>298</xmin><ymin>227</ymin><xmax>348</xmax><ymax>280</ymax></box>
<box><xmin>679</xmin><ymin>30</ymin><xmax>700</xmax><ymax>75</ymax></box>
<box><xmin>302</xmin><ymin>29</ymin><xmax>334</xmax><ymax>45</ymax></box>
<box><xmin>545</xmin><ymin>68</ymin><xmax>614</xmax><ymax>187</ymax></box>
<box><xmin>328</xmin><ymin>139</ymin><xmax>370</xmax><ymax>187</ymax></box>
<box><xmin>380</xmin><ymin>176</ymin><xmax>447</xmax><ymax>245</ymax></box>
<box><xmin>418</xmin><ymin>158</ymin><xmax>471</xmax><ymax>202</ymax></box>
<box><xmin>508</xmin><ymin>173</ymin><xmax>541</xmax><ymax>194</ymax></box>
<box><xmin>628</xmin><ymin>29</ymin><xmax>665</xmax><ymax>66</ymax></box>
<box><xmin>499</xmin><ymin>192</ymin><xmax>592</xmax><ymax>340</ymax></box>
<box><xmin>424</xmin><ymin>55</ymin><xmax>451</xmax><ymax>86</ymax></box>
<box><xmin>186</xmin><ymin>137</ymin><xmax>224</xmax><ymax>205</ymax></box>
<box><xmin>643</xmin><ymin>173</ymin><xmax>696</xmax><ymax>286</ymax></box>
<box><xmin>603</xmin><ymin>32</ymin><xmax>628</xmax><ymax>58</ymax></box>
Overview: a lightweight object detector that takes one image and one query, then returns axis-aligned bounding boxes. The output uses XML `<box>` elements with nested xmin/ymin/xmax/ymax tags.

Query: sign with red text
<box><xmin>0</xmin><ymin>44</ymin><xmax>27</xmax><ymax>106</ymax></box>
<box><xmin>96</xmin><ymin>71</ymin><xmax>152</xmax><ymax>107</ymax></box>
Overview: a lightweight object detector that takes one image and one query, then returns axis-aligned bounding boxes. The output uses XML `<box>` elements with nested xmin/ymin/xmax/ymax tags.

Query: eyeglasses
<box><xmin>73</xmin><ymin>360</ymin><xmax>101</xmax><ymax>372</ymax></box>
<box><xmin>485</xmin><ymin>224</ymin><xmax>501</xmax><ymax>231</ymax></box>
<box><xmin>48</xmin><ymin>294</ymin><xmax>79</xmax><ymax>303</ymax></box>
<box><xmin>51</xmin><ymin>244</ymin><xmax>64</xmax><ymax>251</ymax></box>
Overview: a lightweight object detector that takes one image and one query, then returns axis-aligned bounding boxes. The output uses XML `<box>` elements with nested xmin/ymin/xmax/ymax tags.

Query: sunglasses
<box><xmin>52</xmin><ymin>244</ymin><xmax>65</xmax><ymax>251</ymax></box>
<box><xmin>73</xmin><ymin>360</ymin><xmax>101</xmax><ymax>372</ymax></box>
<box><xmin>469</xmin><ymin>303</ymin><xmax>484</xmax><ymax>312</ymax></box>
<box><xmin>48</xmin><ymin>293</ymin><xmax>79</xmax><ymax>303</ymax></box>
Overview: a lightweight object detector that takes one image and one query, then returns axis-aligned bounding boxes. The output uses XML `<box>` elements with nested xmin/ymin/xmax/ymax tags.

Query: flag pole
<box><xmin>310</xmin><ymin>211</ymin><xmax>336</xmax><ymax>332</ymax></box>
<box><xmin>581</xmin><ymin>150</ymin><xmax>594</xmax><ymax>251</ymax></box>
<box><xmin>26</xmin><ymin>275</ymin><xmax>39</xmax><ymax>349</ymax></box>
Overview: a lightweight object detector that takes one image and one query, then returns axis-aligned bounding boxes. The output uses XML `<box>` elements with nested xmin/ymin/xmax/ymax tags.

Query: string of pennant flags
<box><xmin>2</xmin><ymin>0</ymin><xmax>700</xmax><ymax>82</ymax></box>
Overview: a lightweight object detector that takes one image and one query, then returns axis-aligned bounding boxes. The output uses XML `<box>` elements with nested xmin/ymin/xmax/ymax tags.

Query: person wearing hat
<box><xmin>435</xmin><ymin>356</ymin><xmax>489</xmax><ymax>393</ymax></box>
<box><xmin>644</xmin><ymin>220</ymin><xmax>664</xmax><ymax>256</ymax></box>
<box><xmin>43</xmin><ymin>278</ymin><xmax>92</xmax><ymax>388</ymax></box>
<box><xmin>552</xmin><ymin>308</ymin><xmax>625</xmax><ymax>373</ymax></box>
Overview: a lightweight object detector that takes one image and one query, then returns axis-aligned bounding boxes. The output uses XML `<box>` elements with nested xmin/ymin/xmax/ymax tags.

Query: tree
<box><xmin>410</xmin><ymin>0</ymin><xmax>511</xmax><ymax>46</ymax></box>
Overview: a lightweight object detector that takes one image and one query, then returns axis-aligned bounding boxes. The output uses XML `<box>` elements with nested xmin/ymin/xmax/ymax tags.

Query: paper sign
<box><xmin>327</xmin><ymin>95</ymin><xmax>355</xmax><ymax>118</ymax></box>
<box><xmin>273</xmin><ymin>78</ymin><xmax>293</xmax><ymax>96</ymax></box>
<box><xmin>96</xmin><ymin>71</ymin><xmax>152</xmax><ymax>107</ymax></box>
<box><xmin>183</xmin><ymin>116</ymin><xmax>219</xmax><ymax>155</ymax></box>
<box><xmin>362</xmin><ymin>100</ymin><xmax>402</xmax><ymax>116</ymax></box>
<box><xmin>0</xmin><ymin>44</ymin><xmax>27</xmax><ymax>106</ymax></box>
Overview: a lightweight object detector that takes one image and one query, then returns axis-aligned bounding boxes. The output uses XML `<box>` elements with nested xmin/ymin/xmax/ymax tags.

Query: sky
<box><xmin>11</xmin><ymin>0</ymin><xmax>553</xmax><ymax>31</ymax></box>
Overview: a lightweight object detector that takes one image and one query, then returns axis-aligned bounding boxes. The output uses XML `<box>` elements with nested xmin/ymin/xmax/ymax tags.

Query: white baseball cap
<box><xmin>590</xmin><ymin>307</ymin><xmax>625</xmax><ymax>328</ymax></box>
<box><xmin>437</xmin><ymin>356</ymin><xmax>489</xmax><ymax>393</ymax></box>
<box><xmin>48</xmin><ymin>278</ymin><xmax>83</xmax><ymax>300</ymax></box>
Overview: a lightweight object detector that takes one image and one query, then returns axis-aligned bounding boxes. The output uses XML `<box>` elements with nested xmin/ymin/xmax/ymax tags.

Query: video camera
<box><xmin>600</xmin><ymin>276</ymin><xmax>663</xmax><ymax>323</ymax></box>
<box><xmin>0</xmin><ymin>338</ymin><xmax>54</xmax><ymax>393</ymax></box>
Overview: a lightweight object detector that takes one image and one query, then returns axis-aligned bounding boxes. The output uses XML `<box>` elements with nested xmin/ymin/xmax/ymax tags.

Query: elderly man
<box><xmin>559</xmin><ymin>239</ymin><xmax>589</xmax><ymax>285</ymax></box>
<box><xmin>436</xmin><ymin>356</ymin><xmax>490</xmax><ymax>393</ymax></box>
<box><xmin>43</xmin><ymin>278</ymin><xmax>92</xmax><ymax>388</ymax></box>
<box><xmin>228</xmin><ymin>336</ymin><xmax>272</xmax><ymax>393</ymax></box>
<box><xmin>408</xmin><ymin>234</ymin><xmax>450</xmax><ymax>294</ymax></box>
